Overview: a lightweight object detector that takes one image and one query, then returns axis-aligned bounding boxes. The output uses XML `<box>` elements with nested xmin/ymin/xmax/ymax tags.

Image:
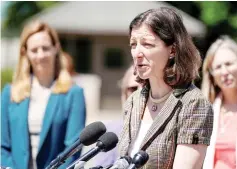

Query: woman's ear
<box><xmin>54</xmin><ymin>43</ymin><xmax>61</xmax><ymax>55</ymax></box>
<box><xmin>21</xmin><ymin>46</ymin><xmax>27</xmax><ymax>56</ymax></box>
<box><xmin>52</xmin><ymin>46</ymin><xmax>59</xmax><ymax>59</ymax></box>
<box><xmin>133</xmin><ymin>65</ymin><xmax>137</xmax><ymax>76</ymax></box>
<box><xmin>169</xmin><ymin>44</ymin><xmax>176</xmax><ymax>57</ymax></box>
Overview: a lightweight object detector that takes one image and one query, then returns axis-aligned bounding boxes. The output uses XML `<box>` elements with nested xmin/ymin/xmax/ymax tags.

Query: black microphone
<box><xmin>127</xmin><ymin>151</ymin><xmax>149</xmax><ymax>169</ymax></box>
<box><xmin>89</xmin><ymin>166</ymin><xmax>103</xmax><ymax>169</ymax></box>
<box><xmin>109</xmin><ymin>156</ymin><xmax>132</xmax><ymax>169</ymax></box>
<box><xmin>45</xmin><ymin>121</ymin><xmax>106</xmax><ymax>169</ymax></box>
<box><xmin>67</xmin><ymin>132</ymin><xmax>118</xmax><ymax>169</ymax></box>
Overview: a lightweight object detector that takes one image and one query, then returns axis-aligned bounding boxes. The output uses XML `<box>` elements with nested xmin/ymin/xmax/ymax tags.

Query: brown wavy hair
<box><xmin>63</xmin><ymin>51</ymin><xmax>77</xmax><ymax>76</ymax></box>
<box><xmin>11</xmin><ymin>21</ymin><xmax>72</xmax><ymax>103</ymax></box>
<box><xmin>129</xmin><ymin>7</ymin><xmax>201</xmax><ymax>88</ymax></box>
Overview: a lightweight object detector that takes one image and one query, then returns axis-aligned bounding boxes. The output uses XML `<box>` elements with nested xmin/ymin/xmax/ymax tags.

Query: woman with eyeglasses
<box><xmin>202</xmin><ymin>35</ymin><xmax>237</xmax><ymax>169</ymax></box>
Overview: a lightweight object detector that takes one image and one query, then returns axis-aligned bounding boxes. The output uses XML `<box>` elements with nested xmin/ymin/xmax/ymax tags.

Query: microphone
<box><xmin>89</xmin><ymin>166</ymin><xmax>103</xmax><ymax>169</ymax></box>
<box><xmin>127</xmin><ymin>151</ymin><xmax>149</xmax><ymax>169</ymax></box>
<box><xmin>67</xmin><ymin>132</ymin><xmax>118</xmax><ymax>169</ymax></box>
<box><xmin>109</xmin><ymin>156</ymin><xmax>132</xmax><ymax>169</ymax></box>
<box><xmin>45</xmin><ymin>121</ymin><xmax>106</xmax><ymax>169</ymax></box>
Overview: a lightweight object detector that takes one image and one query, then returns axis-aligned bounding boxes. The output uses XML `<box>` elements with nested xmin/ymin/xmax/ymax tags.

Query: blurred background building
<box><xmin>1</xmin><ymin>1</ymin><xmax>237</xmax><ymax>124</ymax></box>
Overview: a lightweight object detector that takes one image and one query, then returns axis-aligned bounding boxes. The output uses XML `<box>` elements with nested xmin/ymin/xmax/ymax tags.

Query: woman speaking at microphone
<box><xmin>1</xmin><ymin>21</ymin><xmax>86</xmax><ymax>169</ymax></box>
<box><xmin>118</xmin><ymin>7</ymin><xmax>213</xmax><ymax>169</ymax></box>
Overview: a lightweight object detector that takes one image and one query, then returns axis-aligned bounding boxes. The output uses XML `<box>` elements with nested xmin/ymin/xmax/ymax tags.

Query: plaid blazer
<box><xmin>118</xmin><ymin>83</ymin><xmax>214</xmax><ymax>169</ymax></box>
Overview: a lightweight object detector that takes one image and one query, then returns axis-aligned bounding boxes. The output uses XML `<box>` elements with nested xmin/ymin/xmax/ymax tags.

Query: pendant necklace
<box><xmin>149</xmin><ymin>90</ymin><xmax>172</xmax><ymax>112</ymax></box>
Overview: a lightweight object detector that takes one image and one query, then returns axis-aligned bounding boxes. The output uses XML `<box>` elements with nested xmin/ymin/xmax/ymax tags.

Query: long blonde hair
<box><xmin>201</xmin><ymin>35</ymin><xmax>237</xmax><ymax>103</ymax></box>
<box><xmin>11</xmin><ymin>21</ymin><xmax>72</xmax><ymax>103</ymax></box>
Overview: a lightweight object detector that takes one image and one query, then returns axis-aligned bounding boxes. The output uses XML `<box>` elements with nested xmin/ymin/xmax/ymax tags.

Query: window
<box><xmin>104</xmin><ymin>48</ymin><xmax>124</xmax><ymax>69</ymax></box>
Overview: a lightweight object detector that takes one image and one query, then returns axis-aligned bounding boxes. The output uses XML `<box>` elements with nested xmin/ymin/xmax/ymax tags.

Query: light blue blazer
<box><xmin>1</xmin><ymin>84</ymin><xmax>86</xmax><ymax>169</ymax></box>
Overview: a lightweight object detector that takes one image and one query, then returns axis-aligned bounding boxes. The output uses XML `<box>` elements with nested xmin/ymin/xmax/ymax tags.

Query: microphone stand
<box><xmin>46</xmin><ymin>144</ymin><xmax>83</xmax><ymax>169</ymax></box>
<box><xmin>66</xmin><ymin>146</ymin><xmax>101</xmax><ymax>169</ymax></box>
<box><xmin>66</xmin><ymin>160</ymin><xmax>86</xmax><ymax>169</ymax></box>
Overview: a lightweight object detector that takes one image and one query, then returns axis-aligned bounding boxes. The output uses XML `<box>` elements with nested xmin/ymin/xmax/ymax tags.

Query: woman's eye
<box><xmin>215</xmin><ymin>65</ymin><xmax>221</xmax><ymax>70</ymax></box>
<box><xmin>31</xmin><ymin>48</ymin><xmax>37</xmax><ymax>53</ymax></box>
<box><xmin>225</xmin><ymin>62</ymin><xmax>232</xmax><ymax>66</ymax></box>
<box><xmin>42</xmin><ymin>46</ymin><xmax>51</xmax><ymax>52</ymax></box>
<box><xmin>130</xmin><ymin>43</ymin><xmax>136</xmax><ymax>48</ymax></box>
<box><xmin>144</xmin><ymin>43</ymin><xmax>153</xmax><ymax>48</ymax></box>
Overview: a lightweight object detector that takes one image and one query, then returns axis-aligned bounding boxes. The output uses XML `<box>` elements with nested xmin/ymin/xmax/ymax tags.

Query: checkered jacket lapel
<box><xmin>140</xmin><ymin>84</ymin><xmax>189</xmax><ymax>150</ymax></box>
<box><xmin>119</xmin><ymin>83</ymin><xmax>191</xmax><ymax>156</ymax></box>
<box><xmin>131</xmin><ymin>86</ymin><xmax>149</xmax><ymax>141</ymax></box>
<box><xmin>140</xmin><ymin>94</ymin><xmax>182</xmax><ymax>150</ymax></box>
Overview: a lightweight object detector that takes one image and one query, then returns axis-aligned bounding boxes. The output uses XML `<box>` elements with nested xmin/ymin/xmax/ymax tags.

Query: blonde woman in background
<box><xmin>1</xmin><ymin>21</ymin><xmax>86</xmax><ymax>169</ymax></box>
<box><xmin>202</xmin><ymin>35</ymin><xmax>237</xmax><ymax>169</ymax></box>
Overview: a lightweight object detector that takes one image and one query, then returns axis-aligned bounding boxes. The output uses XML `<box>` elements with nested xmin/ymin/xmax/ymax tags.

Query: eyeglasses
<box><xmin>209</xmin><ymin>60</ymin><xmax>237</xmax><ymax>75</ymax></box>
<box><xmin>126</xmin><ymin>86</ymin><xmax>138</xmax><ymax>93</ymax></box>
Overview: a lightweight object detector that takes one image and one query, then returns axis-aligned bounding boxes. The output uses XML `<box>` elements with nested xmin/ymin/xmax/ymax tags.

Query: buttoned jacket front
<box><xmin>1</xmin><ymin>84</ymin><xmax>86</xmax><ymax>169</ymax></box>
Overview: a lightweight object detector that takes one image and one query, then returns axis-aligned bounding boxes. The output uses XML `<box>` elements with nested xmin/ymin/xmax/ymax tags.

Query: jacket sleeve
<box><xmin>58</xmin><ymin>86</ymin><xmax>86</xmax><ymax>169</ymax></box>
<box><xmin>1</xmin><ymin>84</ymin><xmax>16</xmax><ymax>168</ymax></box>
<box><xmin>177</xmin><ymin>97</ymin><xmax>214</xmax><ymax>145</ymax></box>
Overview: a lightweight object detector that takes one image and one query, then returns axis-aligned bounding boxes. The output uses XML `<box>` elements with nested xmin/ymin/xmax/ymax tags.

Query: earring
<box><xmin>167</xmin><ymin>56</ymin><xmax>175</xmax><ymax>67</ymax></box>
<box><xmin>133</xmin><ymin>66</ymin><xmax>137</xmax><ymax>75</ymax></box>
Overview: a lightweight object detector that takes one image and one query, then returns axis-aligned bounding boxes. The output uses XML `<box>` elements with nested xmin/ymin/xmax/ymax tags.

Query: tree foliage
<box><xmin>168</xmin><ymin>1</ymin><xmax>237</xmax><ymax>43</ymax></box>
<box><xmin>2</xmin><ymin>1</ymin><xmax>59</xmax><ymax>37</ymax></box>
<box><xmin>2</xmin><ymin>2</ymin><xmax>237</xmax><ymax>42</ymax></box>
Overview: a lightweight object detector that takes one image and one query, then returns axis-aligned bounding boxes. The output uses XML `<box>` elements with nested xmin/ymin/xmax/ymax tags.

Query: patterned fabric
<box><xmin>119</xmin><ymin>83</ymin><xmax>214</xmax><ymax>169</ymax></box>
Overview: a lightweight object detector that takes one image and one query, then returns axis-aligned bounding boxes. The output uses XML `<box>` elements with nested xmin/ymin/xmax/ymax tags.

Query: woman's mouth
<box><xmin>221</xmin><ymin>78</ymin><xmax>234</xmax><ymax>86</ymax></box>
<box><xmin>137</xmin><ymin>64</ymin><xmax>148</xmax><ymax>69</ymax></box>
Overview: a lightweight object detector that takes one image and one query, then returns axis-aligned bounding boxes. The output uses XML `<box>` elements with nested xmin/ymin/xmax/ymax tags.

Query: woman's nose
<box><xmin>137</xmin><ymin>52</ymin><xmax>144</xmax><ymax>58</ymax></box>
<box><xmin>37</xmin><ymin>48</ymin><xmax>45</xmax><ymax>58</ymax></box>
<box><xmin>133</xmin><ymin>47</ymin><xmax>144</xmax><ymax>59</ymax></box>
<box><xmin>220</xmin><ymin>65</ymin><xmax>229</xmax><ymax>75</ymax></box>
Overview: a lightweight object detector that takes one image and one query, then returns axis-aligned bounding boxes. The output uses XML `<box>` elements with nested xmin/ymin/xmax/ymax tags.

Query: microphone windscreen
<box><xmin>80</xmin><ymin>121</ymin><xmax>106</xmax><ymax>146</ymax></box>
<box><xmin>97</xmin><ymin>132</ymin><xmax>118</xmax><ymax>152</ymax></box>
<box><xmin>133</xmin><ymin>150</ymin><xmax>149</xmax><ymax>168</ymax></box>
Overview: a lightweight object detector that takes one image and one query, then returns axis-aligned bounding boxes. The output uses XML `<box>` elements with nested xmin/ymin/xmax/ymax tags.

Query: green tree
<box><xmin>1</xmin><ymin>68</ymin><xmax>13</xmax><ymax>91</ymax></box>
<box><xmin>168</xmin><ymin>1</ymin><xmax>237</xmax><ymax>43</ymax></box>
<box><xmin>2</xmin><ymin>1</ymin><xmax>59</xmax><ymax>37</ymax></box>
<box><xmin>168</xmin><ymin>1</ymin><xmax>237</xmax><ymax>88</ymax></box>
